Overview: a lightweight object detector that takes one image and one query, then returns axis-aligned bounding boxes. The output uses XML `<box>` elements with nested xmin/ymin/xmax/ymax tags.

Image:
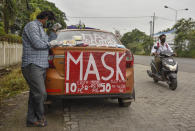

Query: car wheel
<box><xmin>44</xmin><ymin>104</ymin><xmax>49</xmax><ymax>114</ymax></box>
<box><xmin>118</xmin><ymin>98</ymin><xmax>132</xmax><ymax>107</ymax></box>
<box><xmin>44</xmin><ymin>100</ymin><xmax>52</xmax><ymax>114</ymax></box>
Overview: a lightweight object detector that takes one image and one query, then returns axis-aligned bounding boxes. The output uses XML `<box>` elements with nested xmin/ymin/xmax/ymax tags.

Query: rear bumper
<box><xmin>47</xmin><ymin>93</ymin><xmax>135</xmax><ymax>100</ymax></box>
<box><xmin>46</xmin><ymin>67</ymin><xmax>134</xmax><ymax>95</ymax></box>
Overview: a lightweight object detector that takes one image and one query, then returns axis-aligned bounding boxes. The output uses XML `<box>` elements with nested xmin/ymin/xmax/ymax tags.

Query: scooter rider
<box><xmin>151</xmin><ymin>34</ymin><xmax>173</xmax><ymax>75</ymax></box>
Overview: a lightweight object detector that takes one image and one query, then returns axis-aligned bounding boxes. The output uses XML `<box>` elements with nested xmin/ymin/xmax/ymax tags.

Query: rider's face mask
<box><xmin>161</xmin><ymin>38</ymin><xmax>166</xmax><ymax>43</ymax></box>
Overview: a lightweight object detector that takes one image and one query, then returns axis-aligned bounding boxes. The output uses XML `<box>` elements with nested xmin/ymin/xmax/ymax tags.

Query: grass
<box><xmin>0</xmin><ymin>67</ymin><xmax>28</xmax><ymax>103</ymax></box>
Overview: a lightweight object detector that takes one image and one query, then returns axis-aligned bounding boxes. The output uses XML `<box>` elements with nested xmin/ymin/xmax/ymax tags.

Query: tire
<box><xmin>151</xmin><ymin>66</ymin><xmax>158</xmax><ymax>83</ymax></box>
<box><xmin>169</xmin><ymin>78</ymin><xmax>177</xmax><ymax>90</ymax></box>
<box><xmin>118</xmin><ymin>98</ymin><xmax>132</xmax><ymax>107</ymax></box>
<box><xmin>44</xmin><ymin>104</ymin><xmax>49</xmax><ymax>114</ymax></box>
<box><xmin>118</xmin><ymin>88</ymin><xmax>135</xmax><ymax>107</ymax></box>
<box><xmin>44</xmin><ymin>100</ymin><xmax>52</xmax><ymax>114</ymax></box>
<box><xmin>153</xmin><ymin>78</ymin><xmax>159</xmax><ymax>83</ymax></box>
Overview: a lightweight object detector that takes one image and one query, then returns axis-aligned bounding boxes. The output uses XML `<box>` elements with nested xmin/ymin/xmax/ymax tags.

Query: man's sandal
<box><xmin>26</xmin><ymin>120</ymin><xmax>47</xmax><ymax>127</ymax></box>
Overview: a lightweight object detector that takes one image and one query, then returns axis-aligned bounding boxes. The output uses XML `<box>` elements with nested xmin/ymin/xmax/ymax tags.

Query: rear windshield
<box><xmin>53</xmin><ymin>30</ymin><xmax>121</xmax><ymax>46</ymax></box>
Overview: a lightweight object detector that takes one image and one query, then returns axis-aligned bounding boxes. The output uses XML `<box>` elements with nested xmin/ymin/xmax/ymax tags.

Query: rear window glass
<box><xmin>53</xmin><ymin>30</ymin><xmax>120</xmax><ymax>46</ymax></box>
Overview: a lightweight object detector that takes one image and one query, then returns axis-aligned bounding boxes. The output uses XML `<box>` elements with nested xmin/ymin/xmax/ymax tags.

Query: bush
<box><xmin>188</xmin><ymin>49</ymin><xmax>195</xmax><ymax>58</ymax></box>
<box><xmin>0</xmin><ymin>67</ymin><xmax>28</xmax><ymax>102</ymax></box>
<box><xmin>0</xmin><ymin>27</ymin><xmax>6</xmax><ymax>35</ymax></box>
<box><xmin>0</xmin><ymin>34</ymin><xmax>22</xmax><ymax>43</ymax></box>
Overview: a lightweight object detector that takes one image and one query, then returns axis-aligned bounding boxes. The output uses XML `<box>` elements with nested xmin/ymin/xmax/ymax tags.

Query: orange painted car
<box><xmin>46</xmin><ymin>29</ymin><xmax>135</xmax><ymax>107</ymax></box>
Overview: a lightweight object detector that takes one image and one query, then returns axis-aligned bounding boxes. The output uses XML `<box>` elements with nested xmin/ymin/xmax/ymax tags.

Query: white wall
<box><xmin>0</xmin><ymin>41</ymin><xmax>22</xmax><ymax>68</ymax></box>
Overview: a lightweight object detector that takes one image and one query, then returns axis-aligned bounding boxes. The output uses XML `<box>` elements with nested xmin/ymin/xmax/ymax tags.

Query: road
<box><xmin>134</xmin><ymin>55</ymin><xmax>195</xmax><ymax>73</ymax></box>
<box><xmin>1</xmin><ymin>56</ymin><xmax>195</xmax><ymax>131</ymax></box>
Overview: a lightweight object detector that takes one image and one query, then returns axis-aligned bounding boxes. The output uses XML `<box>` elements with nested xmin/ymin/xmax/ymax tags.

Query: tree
<box><xmin>2</xmin><ymin>0</ymin><xmax>17</xmax><ymax>34</ymax></box>
<box><xmin>28</xmin><ymin>0</ymin><xmax>67</xmax><ymax>28</ymax></box>
<box><xmin>173</xmin><ymin>18</ymin><xmax>195</xmax><ymax>34</ymax></box>
<box><xmin>174</xmin><ymin>18</ymin><xmax>195</xmax><ymax>57</ymax></box>
<box><xmin>121</xmin><ymin>29</ymin><xmax>153</xmax><ymax>55</ymax></box>
<box><xmin>0</xmin><ymin>0</ymin><xmax>67</xmax><ymax>35</ymax></box>
<box><xmin>0</xmin><ymin>2</ymin><xmax>3</xmax><ymax>19</ymax></box>
<box><xmin>30</xmin><ymin>7</ymin><xmax>41</xmax><ymax>21</ymax></box>
<box><xmin>142</xmin><ymin>36</ymin><xmax>153</xmax><ymax>55</ymax></box>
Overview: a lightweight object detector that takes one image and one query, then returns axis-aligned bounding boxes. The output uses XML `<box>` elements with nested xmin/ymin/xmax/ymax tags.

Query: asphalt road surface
<box><xmin>134</xmin><ymin>55</ymin><xmax>195</xmax><ymax>73</ymax></box>
<box><xmin>1</xmin><ymin>56</ymin><xmax>195</xmax><ymax>131</ymax></box>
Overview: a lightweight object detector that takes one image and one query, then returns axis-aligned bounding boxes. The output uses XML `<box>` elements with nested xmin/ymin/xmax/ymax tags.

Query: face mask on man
<box><xmin>44</xmin><ymin>20</ymin><xmax>53</xmax><ymax>28</ymax></box>
<box><xmin>161</xmin><ymin>38</ymin><xmax>166</xmax><ymax>43</ymax></box>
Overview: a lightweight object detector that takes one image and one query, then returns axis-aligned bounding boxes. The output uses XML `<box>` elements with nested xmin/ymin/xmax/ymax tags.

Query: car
<box><xmin>45</xmin><ymin>29</ymin><xmax>135</xmax><ymax>107</ymax></box>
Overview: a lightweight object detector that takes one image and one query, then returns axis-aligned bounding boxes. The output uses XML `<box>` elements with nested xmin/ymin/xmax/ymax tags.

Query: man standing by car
<box><xmin>151</xmin><ymin>34</ymin><xmax>173</xmax><ymax>76</ymax></box>
<box><xmin>21</xmin><ymin>11</ymin><xmax>55</xmax><ymax>127</ymax></box>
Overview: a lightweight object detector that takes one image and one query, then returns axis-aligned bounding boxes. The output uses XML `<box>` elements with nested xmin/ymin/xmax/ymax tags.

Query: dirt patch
<box><xmin>0</xmin><ymin>91</ymin><xmax>29</xmax><ymax>129</ymax></box>
<box><xmin>0</xmin><ymin>64</ymin><xmax>21</xmax><ymax>78</ymax></box>
<box><xmin>0</xmin><ymin>64</ymin><xmax>29</xmax><ymax>128</ymax></box>
<box><xmin>0</xmin><ymin>68</ymin><xmax>11</xmax><ymax>77</ymax></box>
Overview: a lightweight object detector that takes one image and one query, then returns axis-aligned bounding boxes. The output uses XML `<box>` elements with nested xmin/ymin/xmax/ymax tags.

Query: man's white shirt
<box><xmin>151</xmin><ymin>42</ymin><xmax>173</xmax><ymax>54</ymax></box>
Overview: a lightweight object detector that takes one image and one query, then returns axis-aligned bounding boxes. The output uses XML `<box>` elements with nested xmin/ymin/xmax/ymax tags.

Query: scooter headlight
<box><xmin>165</xmin><ymin>63</ymin><xmax>177</xmax><ymax>71</ymax></box>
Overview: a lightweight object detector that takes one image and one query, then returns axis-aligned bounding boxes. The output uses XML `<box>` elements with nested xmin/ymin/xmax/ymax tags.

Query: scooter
<box><xmin>147</xmin><ymin>46</ymin><xmax>178</xmax><ymax>90</ymax></box>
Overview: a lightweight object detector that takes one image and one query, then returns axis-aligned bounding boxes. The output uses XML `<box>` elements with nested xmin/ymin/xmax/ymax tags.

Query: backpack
<box><xmin>157</xmin><ymin>42</ymin><xmax>168</xmax><ymax>49</ymax></box>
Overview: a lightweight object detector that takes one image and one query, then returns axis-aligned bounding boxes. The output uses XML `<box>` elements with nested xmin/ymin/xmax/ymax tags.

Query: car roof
<box><xmin>59</xmin><ymin>29</ymin><xmax>112</xmax><ymax>34</ymax></box>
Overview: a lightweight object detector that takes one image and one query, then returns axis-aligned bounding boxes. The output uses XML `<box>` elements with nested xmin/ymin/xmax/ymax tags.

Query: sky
<box><xmin>47</xmin><ymin>0</ymin><xmax>195</xmax><ymax>35</ymax></box>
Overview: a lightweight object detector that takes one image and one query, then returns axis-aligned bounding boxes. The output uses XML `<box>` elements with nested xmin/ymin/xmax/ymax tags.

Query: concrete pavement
<box><xmin>1</xmin><ymin>63</ymin><xmax>195</xmax><ymax>131</ymax></box>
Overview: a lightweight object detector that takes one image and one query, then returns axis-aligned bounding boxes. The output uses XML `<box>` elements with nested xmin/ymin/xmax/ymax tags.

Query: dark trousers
<box><xmin>22</xmin><ymin>64</ymin><xmax>47</xmax><ymax>123</ymax></box>
<box><xmin>155</xmin><ymin>56</ymin><xmax>161</xmax><ymax>73</ymax></box>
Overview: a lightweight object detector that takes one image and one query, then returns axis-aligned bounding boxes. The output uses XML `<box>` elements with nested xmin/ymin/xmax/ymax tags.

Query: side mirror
<box><xmin>154</xmin><ymin>46</ymin><xmax>158</xmax><ymax>49</ymax></box>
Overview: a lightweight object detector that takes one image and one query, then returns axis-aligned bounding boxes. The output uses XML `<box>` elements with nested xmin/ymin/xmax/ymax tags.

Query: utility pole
<box><xmin>152</xmin><ymin>12</ymin><xmax>155</xmax><ymax>36</ymax></box>
<box><xmin>149</xmin><ymin>21</ymin><xmax>153</xmax><ymax>37</ymax></box>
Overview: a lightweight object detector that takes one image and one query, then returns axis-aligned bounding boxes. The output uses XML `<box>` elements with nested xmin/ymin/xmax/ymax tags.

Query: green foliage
<box><xmin>1</xmin><ymin>0</ymin><xmax>67</xmax><ymax>35</ymax></box>
<box><xmin>0</xmin><ymin>27</ymin><xmax>5</xmax><ymax>35</ymax></box>
<box><xmin>30</xmin><ymin>8</ymin><xmax>41</xmax><ymax>21</ymax></box>
<box><xmin>0</xmin><ymin>68</ymin><xmax>28</xmax><ymax>102</ymax></box>
<box><xmin>174</xmin><ymin>18</ymin><xmax>195</xmax><ymax>34</ymax></box>
<box><xmin>28</xmin><ymin>0</ymin><xmax>67</xmax><ymax>28</ymax></box>
<box><xmin>1</xmin><ymin>0</ymin><xmax>17</xmax><ymax>33</ymax></box>
<box><xmin>0</xmin><ymin>34</ymin><xmax>22</xmax><ymax>43</ymax></box>
<box><xmin>121</xmin><ymin>29</ymin><xmax>153</xmax><ymax>55</ymax></box>
<box><xmin>0</xmin><ymin>22</ymin><xmax>5</xmax><ymax>35</ymax></box>
<box><xmin>154</xmin><ymin>18</ymin><xmax>195</xmax><ymax>58</ymax></box>
<box><xmin>174</xmin><ymin>18</ymin><xmax>195</xmax><ymax>57</ymax></box>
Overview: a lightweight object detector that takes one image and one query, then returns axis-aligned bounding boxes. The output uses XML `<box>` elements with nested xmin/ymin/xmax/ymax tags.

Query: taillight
<box><xmin>126</xmin><ymin>50</ymin><xmax>134</xmax><ymax>68</ymax></box>
<box><xmin>48</xmin><ymin>49</ymin><xmax>55</xmax><ymax>68</ymax></box>
<box><xmin>48</xmin><ymin>55</ymin><xmax>54</xmax><ymax>68</ymax></box>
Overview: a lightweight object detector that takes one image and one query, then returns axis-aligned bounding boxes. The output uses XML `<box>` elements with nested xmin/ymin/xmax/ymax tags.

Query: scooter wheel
<box><xmin>151</xmin><ymin>66</ymin><xmax>158</xmax><ymax>83</ymax></box>
<box><xmin>169</xmin><ymin>78</ymin><xmax>177</xmax><ymax>90</ymax></box>
<box><xmin>153</xmin><ymin>78</ymin><xmax>158</xmax><ymax>83</ymax></box>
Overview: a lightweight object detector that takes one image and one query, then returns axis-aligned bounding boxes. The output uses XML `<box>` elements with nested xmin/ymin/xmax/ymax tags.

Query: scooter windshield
<box><xmin>160</xmin><ymin>50</ymin><xmax>173</xmax><ymax>57</ymax></box>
